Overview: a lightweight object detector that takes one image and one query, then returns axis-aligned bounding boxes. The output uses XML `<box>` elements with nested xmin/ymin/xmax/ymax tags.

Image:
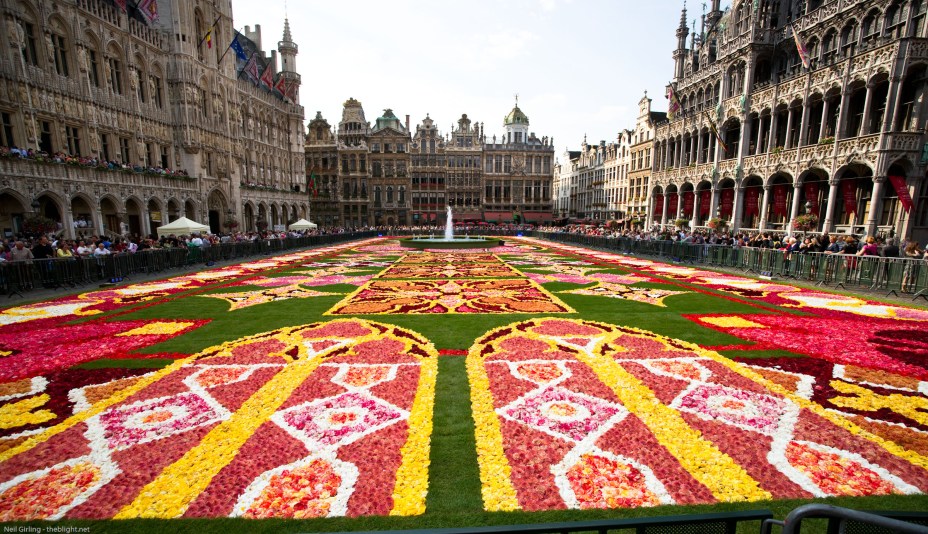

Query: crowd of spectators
<box><xmin>1</xmin><ymin>145</ymin><xmax>189</xmax><ymax>178</ymax></box>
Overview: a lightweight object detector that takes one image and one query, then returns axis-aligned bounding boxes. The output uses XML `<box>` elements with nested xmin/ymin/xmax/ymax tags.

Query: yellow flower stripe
<box><xmin>690</xmin><ymin>336</ymin><xmax>928</xmax><ymax>470</ymax></box>
<box><xmin>577</xmin><ymin>332</ymin><xmax>772</xmax><ymax>503</ymax></box>
<box><xmin>466</xmin><ymin>349</ymin><xmax>520</xmax><ymax>512</ymax></box>
<box><xmin>115</xmin><ymin>330</ymin><xmax>329</xmax><ymax>518</ymax></box>
<box><xmin>0</xmin><ymin>394</ymin><xmax>56</xmax><ymax>430</ymax></box>
<box><xmin>0</xmin><ymin>358</ymin><xmax>192</xmax><ymax>464</ymax></box>
<box><xmin>390</xmin><ymin>354</ymin><xmax>438</xmax><ymax>516</ymax></box>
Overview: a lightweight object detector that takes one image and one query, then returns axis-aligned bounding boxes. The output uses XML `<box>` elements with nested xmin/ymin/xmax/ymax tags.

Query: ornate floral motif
<box><xmin>326</xmin><ymin>279</ymin><xmax>574</xmax><ymax>315</ymax></box>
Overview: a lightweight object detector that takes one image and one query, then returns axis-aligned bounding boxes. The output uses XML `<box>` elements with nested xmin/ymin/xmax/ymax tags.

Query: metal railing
<box><xmin>761</xmin><ymin>504</ymin><xmax>928</xmax><ymax>534</ymax></box>
<box><xmin>0</xmin><ymin>232</ymin><xmax>378</xmax><ymax>298</ymax></box>
<box><xmin>323</xmin><ymin>509</ymin><xmax>773</xmax><ymax>534</ymax></box>
<box><xmin>529</xmin><ymin>232</ymin><xmax>928</xmax><ymax>301</ymax></box>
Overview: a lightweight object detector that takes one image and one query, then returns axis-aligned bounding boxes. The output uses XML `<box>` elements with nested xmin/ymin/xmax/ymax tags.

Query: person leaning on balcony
<box><xmin>9</xmin><ymin>241</ymin><xmax>33</xmax><ymax>262</ymax></box>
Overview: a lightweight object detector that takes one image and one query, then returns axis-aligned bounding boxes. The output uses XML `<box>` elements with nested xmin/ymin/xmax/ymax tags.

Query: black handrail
<box><xmin>761</xmin><ymin>503</ymin><xmax>928</xmax><ymax>534</ymax></box>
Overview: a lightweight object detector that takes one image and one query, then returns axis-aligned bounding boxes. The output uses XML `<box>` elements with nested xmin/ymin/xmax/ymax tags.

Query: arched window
<box><xmin>840</xmin><ymin>20</ymin><xmax>859</xmax><ymax>56</ymax></box>
<box><xmin>149</xmin><ymin>64</ymin><xmax>164</xmax><ymax>108</ymax></box>
<box><xmin>387</xmin><ymin>186</ymin><xmax>394</xmax><ymax>203</ymax></box>
<box><xmin>195</xmin><ymin>10</ymin><xmax>206</xmax><ymax>62</ymax></box>
<box><xmin>18</xmin><ymin>7</ymin><xmax>40</xmax><ymax>67</ymax></box>
<box><xmin>911</xmin><ymin>0</ymin><xmax>927</xmax><ymax>37</ymax></box>
<box><xmin>862</xmin><ymin>9</ymin><xmax>881</xmax><ymax>44</ymax></box>
<box><xmin>49</xmin><ymin>18</ymin><xmax>70</xmax><ymax>77</ymax></box>
<box><xmin>885</xmin><ymin>2</ymin><xmax>905</xmax><ymax>38</ymax></box>
<box><xmin>84</xmin><ymin>33</ymin><xmax>102</xmax><ymax>87</ymax></box>
<box><xmin>133</xmin><ymin>54</ymin><xmax>147</xmax><ymax>103</ymax></box>
<box><xmin>106</xmin><ymin>43</ymin><xmax>124</xmax><ymax>94</ymax></box>
<box><xmin>822</xmin><ymin>30</ymin><xmax>838</xmax><ymax>64</ymax></box>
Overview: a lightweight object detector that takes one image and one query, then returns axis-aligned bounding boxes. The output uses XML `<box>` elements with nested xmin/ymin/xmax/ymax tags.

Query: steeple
<box><xmin>277</xmin><ymin>17</ymin><xmax>300</xmax><ymax>104</ymax></box>
<box><xmin>673</xmin><ymin>2</ymin><xmax>689</xmax><ymax>80</ymax></box>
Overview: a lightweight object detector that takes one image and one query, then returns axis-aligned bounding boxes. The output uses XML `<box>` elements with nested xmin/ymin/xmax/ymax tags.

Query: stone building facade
<box><xmin>650</xmin><ymin>0</ymin><xmax>928</xmax><ymax>241</ymax></box>
<box><xmin>308</xmin><ymin>98</ymin><xmax>555</xmax><ymax>227</ymax></box>
<box><xmin>0</xmin><ymin>0</ymin><xmax>307</xmax><ymax>238</ymax></box>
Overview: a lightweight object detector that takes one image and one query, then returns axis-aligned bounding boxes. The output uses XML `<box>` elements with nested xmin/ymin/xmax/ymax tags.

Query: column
<box><xmin>739</xmin><ymin>114</ymin><xmax>753</xmax><ymax>159</ymax></box>
<box><xmin>864</xmin><ymin>177</ymin><xmax>885</xmax><ymax>237</ymax></box>
<box><xmin>93</xmin><ymin>204</ymin><xmax>105</xmax><ymax>235</ymax></box>
<box><xmin>860</xmin><ymin>83</ymin><xmax>874</xmax><ymax>136</ymax></box>
<box><xmin>758</xmin><ymin>185</ymin><xmax>771</xmax><ymax>231</ymax></box>
<box><xmin>822</xmin><ymin>180</ymin><xmax>840</xmax><ymax>233</ymax></box>
<box><xmin>819</xmin><ymin>98</ymin><xmax>831</xmax><ymax>140</ymax></box>
<box><xmin>661</xmin><ymin>194</ymin><xmax>669</xmax><ymax>226</ymax></box>
<box><xmin>676</xmin><ymin>138</ymin><xmax>684</xmax><ymax>167</ymax></box>
<box><xmin>690</xmin><ymin>135</ymin><xmax>697</xmax><ymax>165</ymax></box>
<box><xmin>141</xmin><ymin>207</ymin><xmax>151</xmax><ymax>237</ymax></box>
<box><xmin>709</xmin><ymin>184</ymin><xmax>720</xmax><ymax>218</ymax></box>
<box><xmin>767</xmin><ymin>112</ymin><xmax>779</xmax><ymax>151</ymax></box>
<box><xmin>798</xmin><ymin>100</ymin><xmax>811</xmax><ymax>146</ymax></box>
<box><xmin>732</xmin><ymin>183</ymin><xmax>744</xmax><ymax>231</ymax></box>
<box><xmin>836</xmin><ymin>88</ymin><xmax>851</xmax><ymax>139</ymax></box>
<box><xmin>676</xmin><ymin>191</ymin><xmax>684</xmax><ymax>219</ymax></box>
<box><xmin>62</xmin><ymin>206</ymin><xmax>76</xmax><ymax>240</ymax></box>
<box><xmin>787</xmin><ymin>183</ymin><xmax>802</xmax><ymax>236</ymax></box>
<box><xmin>696</xmin><ymin>129</ymin><xmax>705</xmax><ymax>163</ymax></box>
<box><xmin>784</xmin><ymin>108</ymin><xmax>794</xmax><ymax>149</ymax></box>
<box><xmin>692</xmin><ymin>190</ymin><xmax>701</xmax><ymax>228</ymax></box>
<box><xmin>883</xmin><ymin>76</ymin><xmax>903</xmax><ymax>132</ymax></box>
<box><xmin>755</xmin><ymin>115</ymin><xmax>766</xmax><ymax>155</ymax></box>
<box><xmin>665</xmin><ymin>141</ymin><xmax>673</xmax><ymax>168</ymax></box>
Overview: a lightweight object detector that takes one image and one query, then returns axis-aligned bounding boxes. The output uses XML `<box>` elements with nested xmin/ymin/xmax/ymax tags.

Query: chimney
<box><xmin>405</xmin><ymin>115</ymin><xmax>410</xmax><ymax>132</ymax></box>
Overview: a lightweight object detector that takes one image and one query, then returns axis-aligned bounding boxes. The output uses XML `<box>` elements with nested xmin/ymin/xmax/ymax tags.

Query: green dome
<box><xmin>374</xmin><ymin>108</ymin><xmax>404</xmax><ymax>132</ymax></box>
<box><xmin>504</xmin><ymin>105</ymin><xmax>529</xmax><ymax>126</ymax></box>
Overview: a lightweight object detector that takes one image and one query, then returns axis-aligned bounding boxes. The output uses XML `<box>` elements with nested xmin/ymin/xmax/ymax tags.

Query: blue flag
<box><xmin>230</xmin><ymin>31</ymin><xmax>248</xmax><ymax>62</ymax></box>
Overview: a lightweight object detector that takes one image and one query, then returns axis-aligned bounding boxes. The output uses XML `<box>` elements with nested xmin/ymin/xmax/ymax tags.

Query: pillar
<box><xmin>784</xmin><ymin>107</ymin><xmax>795</xmax><ymax>149</ymax></box>
<box><xmin>787</xmin><ymin>183</ymin><xmax>803</xmax><ymax>236</ymax></box>
<box><xmin>709</xmin><ymin>184</ymin><xmax>720</xmax><ymax>217</ymax></box>
<box><xmin>692</xmin><ymin>190</ymin><xmax>701</xmax><ymax>228</ymax></box>
<box><xmin>860</xmin><ymin>82</ymin><xmax>874</xmax><ymax>136</ymax></box>
<box><xmin>798</xmin><ymin>100</ymin><xmax>811</xmax><ymax>146</ymax></box>
<box><xmin>696</xmin><ymin>129</ymin><xmax>705</xmax><ymax>163</ymax></box>
<box><xmin>661</xmin><ymin>194</ymin><xmax>670</xmax><ymax>226</ymax></box>
<box><xmin>822</xmin><ymin>180</ymin><xmax>840</xmax><ymax>233</ymax></box>
<box><xmin>819</xmin><ymin>98</ymin><xmax>831</xmax><ymax>140</ymax></box>
<box><xmin>864</xmin><ymin>177</ymin><xmax>885</xmax><ymax>237</ymax></box>
<box><xmin>676</xmin><ymin>191</ymin><xmax>685</xmax><ymax>218</ymax></box>
<box><xmin>758</xmin><ymin>184</ymin><xmax>771</xmax><ymax>230</ymax></box>
<box><xmin>836</xmin><ymin>88</ymin><xmax>851</xmax><ymax>139</ymax></box>
<box><xmin>732</xmin><ymin>183</ymin><xmax>744</xmax><ymax>231</ymax></box>
<box><xmin>883</xmin><ymin>76</ymin><xmax>903</xmax><ymax>133</ymax></box>
<box><xmin>62</xmin><ymin>205</ymin><xmax>75</xmax><ymax>240</ymax></box>
<box><xmin>767</xmin><ymin>111</ymin><xmax>779</xmax><ymax>151</ymax></box>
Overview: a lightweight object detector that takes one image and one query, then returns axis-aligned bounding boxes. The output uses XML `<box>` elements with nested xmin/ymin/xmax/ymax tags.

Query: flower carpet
<box><xmin>0</xmin><ymin>237</ymin><xmax>925</xmax><ymax>527</ymax></box>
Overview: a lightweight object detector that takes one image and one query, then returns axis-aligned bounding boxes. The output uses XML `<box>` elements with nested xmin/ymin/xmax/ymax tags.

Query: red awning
<box><xmin>525</xmin><ymin>211</ymin><xmax>554</xmax><ymax>222</ymax></box>
<box><xmin>484</xmin><ymin>211</ymin><xmax>510</xmax><ymax>222</ymax></box>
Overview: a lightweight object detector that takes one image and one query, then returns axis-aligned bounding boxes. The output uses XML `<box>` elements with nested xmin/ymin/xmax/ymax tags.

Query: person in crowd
<box><xmin>882</xmin><ymin>238</ymin><xmax>899</xmax><ymax>258</ymax></box>
<box><xmin>31</xmin><ymin>236</ymin><xmax>55</xmax><ymax>259</ymax></box>
<box><xmin>841</xmin><ymin>236</ymin><xmax>859</xmax><ymax>255</ymax></box>
<box><xmin>92</xmin><ymin>242</ymin><xmax>111</xmax><ymax>256</ymax></box>
<box><xmin>10</xmin><ymin>241</ymin><xmax>33</xmax><ymax>262</ymax></box>
<box><xmin>856</xmin><ymin>236</ymin><xmax>879</xmax><ymax>256</ymax></box>
<box><xmin>57</xmin><ymin>241</ymin><xmax>74</xmax><ymax>258</ymax></box>
<box><xmin>824</xmin><ymin>236</ymin><xmax>842</xmax><ymax>254</ymax></box>
<box><xmin>902</xmin><ymin>241</ymin><xmax>924</xmax><ymax>293</ymax></box>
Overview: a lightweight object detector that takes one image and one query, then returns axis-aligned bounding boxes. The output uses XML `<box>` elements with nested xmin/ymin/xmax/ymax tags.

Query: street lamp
<box><xmin>31</xmin><ymin>199</ymin><xmax>40</xmax><ymax>211</ymax></box>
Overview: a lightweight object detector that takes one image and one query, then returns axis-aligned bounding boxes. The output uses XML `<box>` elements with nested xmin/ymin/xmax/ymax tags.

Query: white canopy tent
<box><xmin>288</xmin><ymin>219</ymin><xmax>318</xmax><ymax>231</ymax></box>
<box><xmin>156</xmin><ymin>216</ymin><xmax>210</xmax><ymax>237</ymax></box>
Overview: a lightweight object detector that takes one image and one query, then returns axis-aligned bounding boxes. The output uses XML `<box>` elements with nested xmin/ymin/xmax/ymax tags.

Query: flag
<box><xmin>667</xmin><ymin>84</ymin><xmax>682</xmax><ymax>121</ymax></box>
<box><xmin>199</xmin><ymin>15</ymin><xmax>221</xmax><ymax>49</ymax></box>
<box><xmin>309</xmin><ymin>172</ymin><xmax>318</xmax><ymax>198</ymax></box>
<box><xmin>285</xmin><ymin>80</ymin><xmax>299</xmax><ymax>101</ymax></box>
<box><xmin>243</xmin><ymin>54</ymin><xmax>260</xmax><ymax>83</ymax></box>
<box><xmin>229</xmin><ymin>31</ymin><xmax>248</xmax><ymax>61</ymax></box>
<box><xmin>791</xmin><ymin>24</ymin><xmax>810</xmax><ymax>69</ymax></box>
<box><xmin>704</xmin><ymin>111</ymin><xmax>728</xmax><ymax>155</ymax></box>
<box><xmin>259</xmin><ymin>63</ymin><xmax>274</xmax><ymax>90</ymax></box>
<box><xmin>274</xmin><ymin>75</ymin><xmax>288</xmax><ymax>97</ymax></box>
<box><xmin>114</xmin><ymin>0</ymin><xmax>127</xmax><ymax>11</ymax></box>
<box><xmin>136</xmin><ymin>0</ymin><xmax>159</xmax><ymax>25</ymax></box>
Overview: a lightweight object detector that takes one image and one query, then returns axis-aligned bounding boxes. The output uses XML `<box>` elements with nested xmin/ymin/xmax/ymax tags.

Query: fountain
<box><xmin>399</xmin><ymin>206</ymin><xmax>504</xmax><ymax>249</ymax></box>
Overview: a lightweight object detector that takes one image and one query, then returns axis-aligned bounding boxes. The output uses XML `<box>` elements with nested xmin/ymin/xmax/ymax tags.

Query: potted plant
<box><xmin>674</xmin><ymin>218</ymin><xmax>689</xmax><ymax>228</ymax></box>
<box><xmin>223</xmin><ymin>219</ymin><xmax>239</xmax><ymax>230</ymax></box>
<box><xmin>706</xmin><ymin>217</ymin><xmax>727</xmax><ymax>230</ymax></box>
<box><xmin>22</xmin><ymin>215</ymin><xmax>58</xmax><ymax>235</ymax></box>
<box><xmin>256</xmin><ymin>220</ymin><xmax>268</xmax><ymax>231</ymax></box>
<box><xmin>791</xmin><ymin>213</ymin><xmax>818</xmax><ymax>232</ymax></box>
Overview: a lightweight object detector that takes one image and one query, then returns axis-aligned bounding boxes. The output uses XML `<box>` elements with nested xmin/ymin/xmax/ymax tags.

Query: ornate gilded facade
<box><xmin>0</xmin><ymin>0</ymin><xmax>306</xmax><ymax>238</ymax></box>
<box><xmin>651</xmin><ymin>0</ymin><xmax>928</xmax><ymax>241</ymax></box>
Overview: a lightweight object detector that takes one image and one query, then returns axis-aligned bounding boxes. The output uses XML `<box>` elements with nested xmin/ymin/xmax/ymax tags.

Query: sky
<box><xmin>230</xmin><ymin>0</ymin><xmax>694</xmax><ymax>158</ymax></box>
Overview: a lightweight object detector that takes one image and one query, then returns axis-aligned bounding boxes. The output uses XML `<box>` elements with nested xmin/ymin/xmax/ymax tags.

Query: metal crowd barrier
<box><xmin>761</xmin><ymin>503</ymin><xmax>928</xmax><ymax>534</ymax></box>
<box><xmin>0</xmin><ymin>232</ymin><xmax>378</xmax><ymax>298</ymax></box>
<box><xmin>526</xmin><ymin>232</ymin><xmax>928</xmax><ymax>300</ymax></box>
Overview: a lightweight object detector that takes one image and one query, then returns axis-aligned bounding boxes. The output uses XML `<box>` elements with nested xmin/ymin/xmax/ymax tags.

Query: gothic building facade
<box><xmin>307</xmin><ymin>98</ymin><xmax>555</xmax><ymax>227</ymax></box>
<box><xmin>0</xmin><ymin>0</ymin><xmax>306</xmax><ymax>238</ymax></box>
<box><xmin>650</xmin><ymin>0</ymin><xmax>928</xmax><ymax>241</ymax></box>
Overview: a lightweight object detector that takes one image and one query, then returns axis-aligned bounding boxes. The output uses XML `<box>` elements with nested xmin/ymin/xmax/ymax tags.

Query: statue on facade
<box><xmin>8</xmin><ymin>21</ymin><xmax>24</xmax><ymax>47</ymax></box>
<box><xmin>77</xmin><ymin>47</ymin><xmax>88</xmax><ymax>72</ymax></box>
